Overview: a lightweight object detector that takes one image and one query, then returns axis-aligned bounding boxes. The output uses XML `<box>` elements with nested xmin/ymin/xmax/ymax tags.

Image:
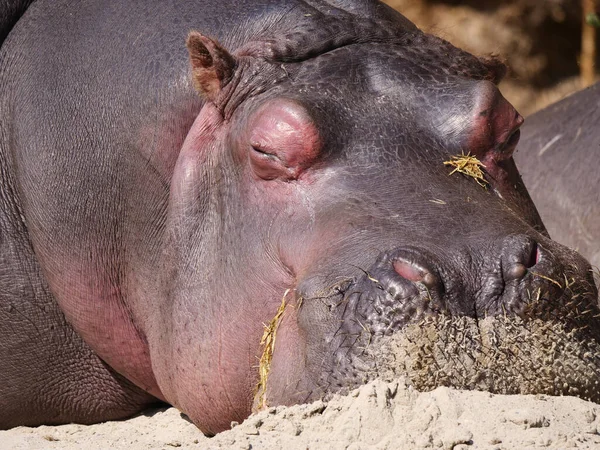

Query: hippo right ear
<box><xmin>186</xmin><ymin>31</ymin><xmax>236</xmax><ymax>102</ymax></box>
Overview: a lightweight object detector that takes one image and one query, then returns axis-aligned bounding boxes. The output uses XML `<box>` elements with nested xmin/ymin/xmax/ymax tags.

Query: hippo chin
<box><xmin>0</xmin><ymin>0</ymin><xmax>598</xmax><ymax>436</ymax></box>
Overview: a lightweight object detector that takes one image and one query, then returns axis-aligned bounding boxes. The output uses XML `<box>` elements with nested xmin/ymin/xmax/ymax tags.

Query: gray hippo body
<box><xmin>515</xmin><ymin>82</ymin><xmax>600</xmax><ymax>268</ymax></box>
<box><xmin>1</xmin><ymin>0</ymin><xmax>598</xmax><ymax>435</ymax></box>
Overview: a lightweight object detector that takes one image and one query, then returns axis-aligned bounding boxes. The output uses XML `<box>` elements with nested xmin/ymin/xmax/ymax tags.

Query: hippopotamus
<box><xmin>515</xmin><ymin>82</ymin><xmax>600</xmax><ymax>269</ymax></box>
<box><xmin>1</xmin><ymin>0</ymin><xmax>599</xmax><ymax>436</ymax></box>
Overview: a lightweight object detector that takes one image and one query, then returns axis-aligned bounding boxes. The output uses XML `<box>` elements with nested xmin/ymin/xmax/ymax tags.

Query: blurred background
<box><xmin>383</xmin><ymin>0</ymin><xmax>599</xmax><ymax>116</ymax></box>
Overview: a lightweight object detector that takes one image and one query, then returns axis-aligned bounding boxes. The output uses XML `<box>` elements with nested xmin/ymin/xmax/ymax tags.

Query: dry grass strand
<box><xmin>255</xmin><ymin>291</ymin><xmax>288</xmax><ymax>410</ymax></box>
<box><xmin>443</xmin><ymin>152</ymin><xmax>487</xmax><ymax>187</ymax></box>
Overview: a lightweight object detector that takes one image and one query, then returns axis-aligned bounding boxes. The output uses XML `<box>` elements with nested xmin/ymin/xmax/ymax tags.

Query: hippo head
<box><xmin>150</xmin><ymin>2</ymin><xmax>599</xmax><ymax>434</ymax></box>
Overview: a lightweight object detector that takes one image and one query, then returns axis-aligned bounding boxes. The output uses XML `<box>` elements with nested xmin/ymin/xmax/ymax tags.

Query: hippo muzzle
<box><xmin>264</xmin><ymin>230</ymin><xmax>599</xmax><ymax>409</ymax></box>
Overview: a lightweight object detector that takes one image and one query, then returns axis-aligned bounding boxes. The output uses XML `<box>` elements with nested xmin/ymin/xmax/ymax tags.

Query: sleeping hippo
<box><xmin>1</xmin><ymin>0</ymin><xmax>598</xmax><ymax>435</ymax></box>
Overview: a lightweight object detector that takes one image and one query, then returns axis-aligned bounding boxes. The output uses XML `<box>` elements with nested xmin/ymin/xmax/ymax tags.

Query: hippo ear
<box><xmin>186</xmin><ymin>31</ymin><xmax>236</xmax><ymax>102</ymax></box>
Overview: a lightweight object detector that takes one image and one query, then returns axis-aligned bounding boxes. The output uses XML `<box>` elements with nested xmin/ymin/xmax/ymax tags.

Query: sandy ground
<box><xmin>3</xmin><ymin>378</ymin><xmax>600</xmax><ymax>449</ymax></box>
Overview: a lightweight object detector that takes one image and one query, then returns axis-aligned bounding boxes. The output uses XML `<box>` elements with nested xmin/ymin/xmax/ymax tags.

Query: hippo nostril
<box><xmin>506</xmin><ymin>263</ymin><xmax>527</xmax><ymax>281</ymax></box>
<box><xmin>524</xmin><ymin>242</ymin><xmax>539</xmax><ymax>268</ymax></box>
<box><xmin>422</xmin><ymin>272</ymin><xmax>439</xmax><ymax>289</ymax></box>
<box><xmin>501</xmin><ymin>235</ymin><xmax>539</xmax><ymax>282</ymax></box>
<box><xmin>392</xmin><ymin>258</ymin><xmax>439</xmax><ymax>288</ymax></box>
<box><xmin>392</xmin><ymin>259</ymin><xmax>424</xmax><ymax>282</ymax></box>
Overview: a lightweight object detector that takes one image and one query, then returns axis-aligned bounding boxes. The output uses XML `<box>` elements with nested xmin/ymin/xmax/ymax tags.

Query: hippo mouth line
<box><xmin>288</xmin><ymin>260</ymin><xmax>600</xmax><ymax>404</ymax></box>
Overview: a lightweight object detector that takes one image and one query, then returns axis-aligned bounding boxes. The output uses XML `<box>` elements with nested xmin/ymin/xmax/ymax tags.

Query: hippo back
<box><xmin>515</xmin><ymin>82</ymin><xmax>600</xmax><ymax>268</ymax></box>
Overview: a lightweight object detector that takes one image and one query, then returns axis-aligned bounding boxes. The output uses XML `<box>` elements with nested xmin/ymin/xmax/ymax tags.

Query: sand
<box><xmin>3</xmin><ymin>378</ymin><xmax>600</xmax><ymax>449</ymax></box>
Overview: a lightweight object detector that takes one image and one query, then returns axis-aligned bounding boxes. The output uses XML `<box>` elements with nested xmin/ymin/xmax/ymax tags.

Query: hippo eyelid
<box><xmin>250</xmin><ymin>144</ymin><xmax>280</xmax><ymax>161</ymax></box>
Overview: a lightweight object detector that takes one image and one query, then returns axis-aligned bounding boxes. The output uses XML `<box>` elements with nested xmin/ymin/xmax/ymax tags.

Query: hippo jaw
<box><xmin>263</xmin><ymin>238</ymin><xmax>600</xmax><ymax>410</ymax></box>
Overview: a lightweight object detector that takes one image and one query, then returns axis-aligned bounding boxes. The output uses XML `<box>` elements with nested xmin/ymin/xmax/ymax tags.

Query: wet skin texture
<box><xmin>515</xmin><ymin>81</ymin><xmax>600</xmax><ymax>269</ymax></box>
<box><xmin>0</xmin><ymin>0</ymin><xmax>598</xmax><ymax>436</ymax></box>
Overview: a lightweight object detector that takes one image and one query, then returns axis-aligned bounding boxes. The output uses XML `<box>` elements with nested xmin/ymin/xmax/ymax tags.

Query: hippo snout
<box><xmin>338</xmin><ymin>235</ymin><xmax>590</xmax><ymax>332</ymax></box>
<box><xmin>287</xmin><ymin>238</ymin><xmax>600</xmax><ymax>405</ymax></box>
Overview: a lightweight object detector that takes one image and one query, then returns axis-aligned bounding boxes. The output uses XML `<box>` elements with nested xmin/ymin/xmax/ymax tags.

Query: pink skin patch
<box><xmin>468</xmin><ymin>81</ymin><xmax>524</xmax><ymax>187</ymax></box>
<box><xmin>150</xmin><ymin>102</ymin><xmax>297</xmax><ymax>434</ymax></box>
<box><xmin>246</xmin><ymin>99</ymin><xmax>321</xmax><ymax>181</ymax></box>
<box><xmin>534</xmin><ymin>245</ymin><xmax>542</xmax><ymax>266</ymax></box>
<box><xmin>393</xmin><ymin>259</ymin><xmax>439</xmax><ymax>287</ymax></box>
<box><xmin>48</xmin><ymin>261</ymin><xmax>164</xmax><ymax>400</ymax></box>
<box><xmin>393</xmin><ymin>259</ymin><xmax>424</xmax><ymax>282</ymax></box>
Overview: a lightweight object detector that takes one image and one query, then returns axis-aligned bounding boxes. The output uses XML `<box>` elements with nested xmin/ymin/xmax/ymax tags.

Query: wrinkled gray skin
<box><xmin>515</xmin><ymin>82</ymin><xmax>600</xmax><ymax>269</ymax></box>
<box><xmin>1</xmin><ymin>0</ymin><xmax>598</xmax><ymax>436</ymax></box>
